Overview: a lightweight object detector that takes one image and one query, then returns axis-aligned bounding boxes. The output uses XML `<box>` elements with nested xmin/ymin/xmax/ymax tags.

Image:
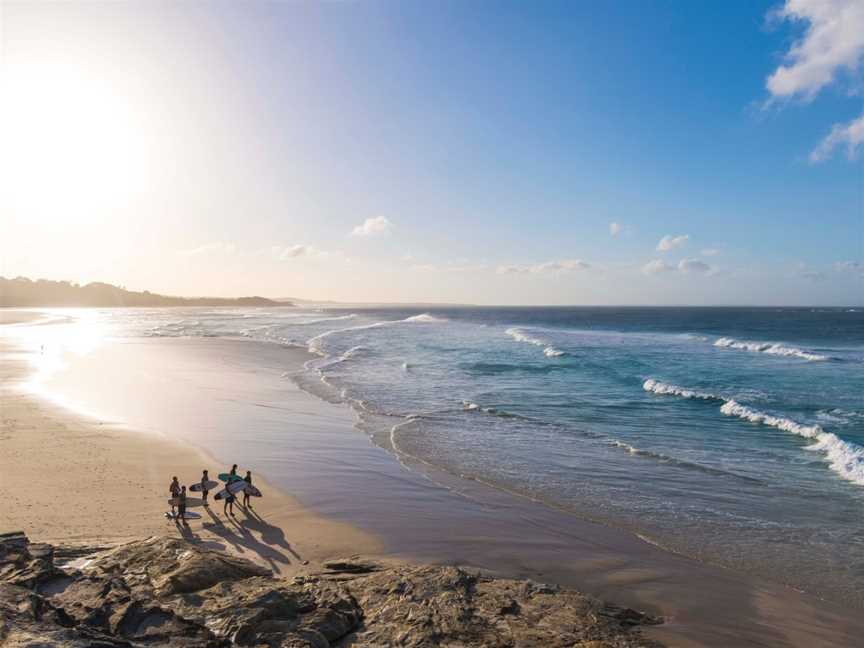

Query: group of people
<box><xmin>168</xmin><ymin>464</ymin><xmax>255</xmax><ymax>522</ymax></box>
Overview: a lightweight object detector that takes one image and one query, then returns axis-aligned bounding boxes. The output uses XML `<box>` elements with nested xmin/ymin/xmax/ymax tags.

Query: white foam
<box><xmin>506</xmin><ymin>327</ymin><xmax>546</xmax><ymax>346</ymax></box>
<box><xmin>714</xmin><ymin>337</ymin><xmax>828</xmax><ymax>361</ymax></box>
<box><xmin>297</xmin><ymin>313</ymin><xmax>358</xmax><ymax>325</ymax></box>
<box><xmin>645</xmin><ymin>379</ymin><xmax>864</xmax><ymax>487</ymax></box>
<box><xmin>307</xmin><ymin>313</ymin><xmax>446</xmax><ymax>354</ymax></box>
<box><xmin>506</xmin><ymin>328</ymin><xmax>566</xmax><ymax>358</ymax></box>
<box><xmin>720</xmin><ymin>400</ymin><xmax>822</xmax><ymax>438</ymax></box>
<box><xmin>721</xmin><ymin>400</ymin><xmax>864</xmax><ymax>486</ymax></box>
<box><xmin>404</xmin><ymin>313</ymin><xmax>447</xmax><ymax>323</ymax></box>
<box><xmin>642</xmin><ymin>378</ymin><xmax>719</xmax><ymax>401</ymax></box>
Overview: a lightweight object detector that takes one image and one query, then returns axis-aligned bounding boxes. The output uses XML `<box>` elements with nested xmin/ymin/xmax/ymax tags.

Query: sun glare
<box><xmin>1</xmin><ymin>61</ymin><xmax>152</xmax><ymax>228</ymax></box>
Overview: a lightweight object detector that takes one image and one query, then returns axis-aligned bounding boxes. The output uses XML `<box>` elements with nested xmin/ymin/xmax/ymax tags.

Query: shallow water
<box><xmin>20</xmin><ymin>305</ymin><xmax>864</xmax><ymax>605</ymax></box>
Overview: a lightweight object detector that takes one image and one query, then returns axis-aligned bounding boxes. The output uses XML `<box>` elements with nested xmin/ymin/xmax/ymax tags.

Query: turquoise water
<box><xmin>91</xmin><ymin>306</ymin><xmax>864</xmax><ymax>603</ymax></box>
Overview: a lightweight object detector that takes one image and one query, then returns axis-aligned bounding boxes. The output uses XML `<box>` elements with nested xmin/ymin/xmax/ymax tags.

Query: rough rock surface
<box><xmin>0</xmin><ymin>532</ymin><xmax>663</xmax><ymax>647</ymax></box>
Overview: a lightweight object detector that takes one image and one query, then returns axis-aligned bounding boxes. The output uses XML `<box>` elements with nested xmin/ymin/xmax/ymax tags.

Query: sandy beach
<box><xmin>0</xmin><ymin>310</ymin><xmax>380</xmax><ymax>576</ymax></box>
<box><xmin>3</xmin><ymin>309</ymin><xmax>864</xmax><ymax>647</ymax></box>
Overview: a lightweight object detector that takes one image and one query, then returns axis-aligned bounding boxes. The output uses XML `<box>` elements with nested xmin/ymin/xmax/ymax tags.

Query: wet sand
<box><xmin>0</xmin><ymin>313</ymin><xmax>380</xmax><ymax>576</ymax></box>
<box><xmin>2</xmin><ymin>310</ymin><xmax>863</xmax><ymax>647</ymax></box>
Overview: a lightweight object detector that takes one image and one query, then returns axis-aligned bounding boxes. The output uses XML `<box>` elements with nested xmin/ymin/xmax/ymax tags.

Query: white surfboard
<box><xmin>214</xmin><ymin>479</ymin><xmax>248</xmax><ymax>500</ymax></box>
<box><xmin>189</xmin><ymin>480</ymin><xmax>219</xmax><ymax>492</ymax></box>
<box><xmin>165</xmin><ymin>511</ymin><xmax>201</xmax><ymax>520</ymax></box>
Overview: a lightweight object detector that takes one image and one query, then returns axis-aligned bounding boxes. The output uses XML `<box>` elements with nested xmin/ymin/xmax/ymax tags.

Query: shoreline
<box><xmin>3</xmin><ymin>309</ymin><xmax>864</xmax><ymax>646</ymax></box>
<box><xmin>0</xmin><ymin>311</ymin><xmax>381</xmax><ymax>576</ymax></box>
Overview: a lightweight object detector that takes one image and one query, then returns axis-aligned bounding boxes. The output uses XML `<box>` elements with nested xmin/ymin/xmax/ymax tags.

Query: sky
<box><xmin>1</xmin><ymin>0</ymin><xmax>862</xmax><ymax>305</ymax></box>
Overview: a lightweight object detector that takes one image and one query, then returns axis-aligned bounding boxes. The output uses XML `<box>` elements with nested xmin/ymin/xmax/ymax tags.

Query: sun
<box><xmin>1</xmin><ymin>59</ymin><xmax>152</xmax><ymax>230</ymax></box>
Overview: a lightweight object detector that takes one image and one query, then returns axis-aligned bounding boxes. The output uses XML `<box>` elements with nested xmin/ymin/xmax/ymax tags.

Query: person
<box><xmin>242</xmin><ymin>470</ymin><xmax>253</xmax><ymax>508</ymax></box>
<box><xmin>177</xmin><ymin>485</ymin><xmax>188</xmax><ymax>523</ymax></box>
<box><xmin>169</xmin><ymin>476</ymin><xmax>181</xmax><ymax>515</ymax></box>
<box><xmin>224</xmin><ymin>490</ymin><xmax>236</xmax><ymax>517</ymax></box>
<box><xmin>229</xmin><ymin>464</ymin><xmax>238</xmax><ymax>478</ymax></box>
<box><xmin>200</xmin><ymin>469</ymin><xmax>211</xmax><ymax>506</ymax></box>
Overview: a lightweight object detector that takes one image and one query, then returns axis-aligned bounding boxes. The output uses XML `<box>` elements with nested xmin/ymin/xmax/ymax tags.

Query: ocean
<box><xmin>29</xmin><ymin>305</ymin><xmax>864</xmax><ymax>604</ymax></box>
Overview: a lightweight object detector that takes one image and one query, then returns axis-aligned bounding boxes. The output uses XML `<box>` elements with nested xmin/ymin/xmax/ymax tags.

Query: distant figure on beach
<box><xmin>242</xmin><ymin>470</ymin><xmax>253</xmax><ymax>508</ymax></box>
<box><xmin>201</xmin><ymin>469</ymin><xmax>211</xmax><ymax>506</ymax></box>
<box><xmin>169</xmin><ymin>476</ymin><xmax>181</xmax><ymax>515</ymax></box>
<box><xmin>230</xmin><ymin>464</ymin><xmax>238</xmax><ymax>478</ymax></box>
<box><xmin>177</xmin><ymin>485</ymin><xmax>188</xmax><ymax>523</ymax></box>
<box><xmin>224</xmin><ymin>490</ymin><xmax>236</xmax><ymax>517</ymax></box>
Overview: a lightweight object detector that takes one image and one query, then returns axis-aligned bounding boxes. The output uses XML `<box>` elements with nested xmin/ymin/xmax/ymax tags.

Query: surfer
<box><xmin>242</xmin><ymin>470</ymin><xmax>253</xmax><ymax>508</ymax></box>
<box><xmin>223</xmin><ymin>490</ymin><xmax>236</xmax><ymax>517</ymax></box>
<box><xmin>169</xmin><ymin>476</ymin><xmax>181</xmax><ymax>515</ymax></box>
<box><xmin>177</xmin><ymin>485</ymin><xmax>188</xmax><ymax>523</ymax></box>
<box><xmin>229</xmin><ymin>464</ymin><xmax>238</xmax><ymax>478</ymax></box>
<box><xmin>200</xmin><ymin>469</ymin><xmax>211</xmax><ymax>506</ymax></box>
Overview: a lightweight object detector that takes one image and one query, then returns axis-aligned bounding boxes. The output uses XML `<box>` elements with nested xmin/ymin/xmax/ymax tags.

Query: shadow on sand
<box><xmin>167</xmin><ymin>503</ymin><xmax>299</xmax><ymax>574</ymax></box>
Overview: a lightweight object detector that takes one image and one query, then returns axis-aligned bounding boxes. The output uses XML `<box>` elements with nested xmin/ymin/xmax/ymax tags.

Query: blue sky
<box><xmin>1</xmin><ymin>0</ymin><xmax>862</xmax><ymax>304</ymax></box>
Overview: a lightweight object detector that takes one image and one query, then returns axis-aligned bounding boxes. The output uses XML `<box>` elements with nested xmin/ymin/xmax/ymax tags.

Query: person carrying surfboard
<box><xmin>201</xmin><ymin>470</ymin><xmax>211</xmax><ymax>506</ymax></box>
<box><xmin>230</xmin><ymin>464</ymin><xmax>238</xmax><ymax>478</ymax></box>
<box><xmin>242</xmin><ymin>470</ymin><xmax>253</xmax><ymax>508</ymax></box>
<box><xmin>169</xmin><ymin>476</ymin><xmax>181</xmax><ymax>515</ymax></box>
<box><xmin>223</xmin><ymin>489</ymin><xmax>236</xmax><ymax>517</ymax></box>
<box><xmin>177</xmin><ymin>485</ymin><xmax>188</xmax><ymax>522</ymax></box>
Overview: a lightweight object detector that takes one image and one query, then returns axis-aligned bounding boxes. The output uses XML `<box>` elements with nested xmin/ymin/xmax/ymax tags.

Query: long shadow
<box><xmin>239</xmin><ymin>505</ymin><xmax>302</xmax><ymax>562</ymax></box>
<box><xmin>222</xmin><ymin>512</ymin><xmax>292</xmax><ymax>574</ymax></box>
<box><xmin>168</xmin><ymin>514</ymin><xmax>226</xmax><ymax>551</ymax></box>
<box><xmin>199</xmin><ymin>505</ymin><xmax>247</xmax><ymax>555</ymax></box>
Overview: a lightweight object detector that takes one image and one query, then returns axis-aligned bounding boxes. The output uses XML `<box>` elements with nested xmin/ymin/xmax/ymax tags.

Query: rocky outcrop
<box><xmin>0</xmin><ymin>532</ymin><xmax>663</xmax><ymax>647</ymax></box>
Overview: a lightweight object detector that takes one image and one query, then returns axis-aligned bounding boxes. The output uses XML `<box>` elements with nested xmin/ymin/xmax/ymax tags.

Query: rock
<box><xmin>344</xmin><ymin>564</ymin><xmax>663</xmax><ymax>647</ymax></box>
<box><xmin>321</xmin><ymin>558</ymin><xmax>380</xmax><ymax>574</ymax></box>
<box><xmin>0</xmin><ymin>534</ymin><xmax>663</xmax><ymax>647</ymax></box>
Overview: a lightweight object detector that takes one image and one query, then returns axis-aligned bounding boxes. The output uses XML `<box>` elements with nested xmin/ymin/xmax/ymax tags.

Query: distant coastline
<box><xmin>0</xmin><ymin>276</ymin><xmax>289</xmax><ymax>308</ymax></box>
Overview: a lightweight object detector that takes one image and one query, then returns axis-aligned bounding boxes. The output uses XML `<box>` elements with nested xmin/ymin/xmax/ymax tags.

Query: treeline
<box><xmin>0</xmin><ymin>277</ymin><xmax>284</xmax><ymax>308</ymax></box>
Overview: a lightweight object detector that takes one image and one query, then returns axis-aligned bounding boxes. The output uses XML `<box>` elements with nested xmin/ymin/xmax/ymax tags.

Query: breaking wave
<box><xmin>645</xmin><ymin>377</ymin><xmax>864</xmax><ymax>487</ymax></box>
<box><xmin>642</xmin><ymin>378</ymin><xmax>721</xmax><ymax>401</ymax></box>
<box><xmin>714</xmin><ymin>337</ymin><xmax>829</xmax><ymax>362</ymax></box>
<box><xmin>308</xmin><ymin>313</ymin><xmax>447</xmax><ymax>354</ymax></box>
<box><xmin>721</xmin><ymin>400</ymin><xmax>864</xmax><ymax>486</ymax></box>
<box><xmin>505</xmin><ymin>327</ymin><xmax>567</xmax><ymax>358</ymax></box>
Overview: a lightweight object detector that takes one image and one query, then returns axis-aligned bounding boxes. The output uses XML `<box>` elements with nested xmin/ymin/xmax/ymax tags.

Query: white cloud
<box><xmin>766</xmin><ymin>0</ymin><xmax>864</xmax><ymax>101</ymax></box>
<box><xmin>656</xmin><ymin>234</ymin><xmax>689</xmax><ymax>252</ymax></box>
<box><xmin>642</xmin><ymin>258</ymin><xmax>715</xmax><ymax>275</ymax></box>
<box><xmin>701</xmin><ymin>248</ymin><xmax>720</xmax><ymax>257</ymax></box>
<box><xmin>180</xmin><ymin>241</ymin><xmax>236</xmax><ymax>256</ymax></box>
<box><xmin>351</xmin><ymin>216</ymin><xmax>393</xmax><ymax>237</ymax></box>
<box><xmin>810</xmin><ymin>113</ymin><xmax>864</xmax><ymax>162</ymax></box>
<box><xmin>497</xmin><ymin>259</ymin><xmax>591</xmax><ymax>275</ymax></box>
<box><xmin>273</xmin><ymin>244</ymin><xmax>328</xmax><ymax>260</ymax></box>
<box><xmin>609</xmin><ymin>222</ymin><xmax>622</xmax><ymax>237</ymax></box>
<box><xmin>678</xmin><ymin>258</ymin><xmax>711</xmax><ymax>274</ymax></box>
<box><xmin>641</xmin><ymin>259</ymin><xmax>675</xmax><ymax>275</ymax></box>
